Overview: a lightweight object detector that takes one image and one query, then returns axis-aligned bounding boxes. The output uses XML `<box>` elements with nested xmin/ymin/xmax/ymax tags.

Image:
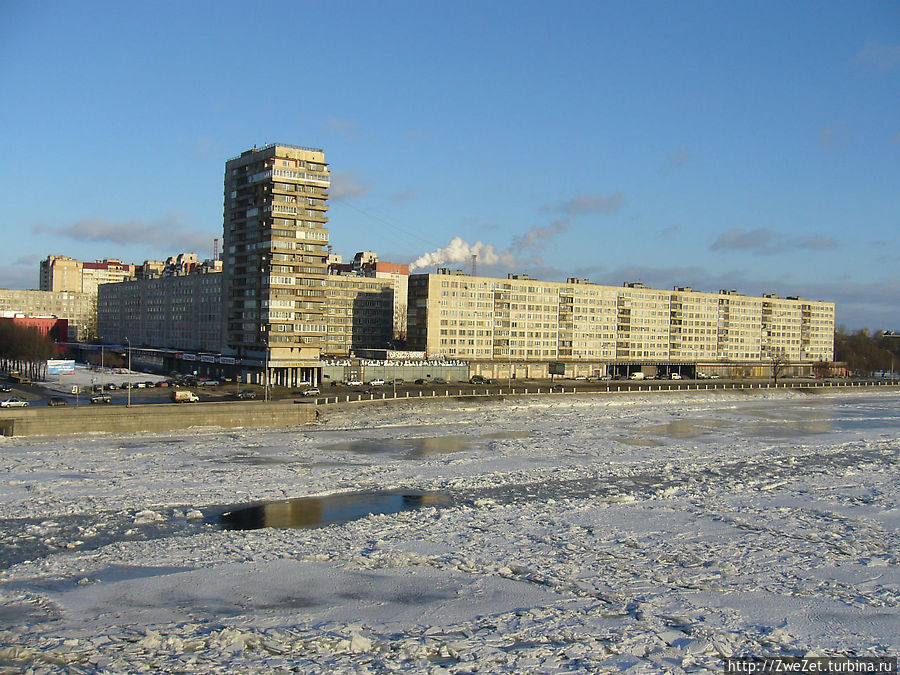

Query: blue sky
<box><xmin>1</xmin><ymin>1</ymin><xmax>897</xmax><ymax>330</ymax></box>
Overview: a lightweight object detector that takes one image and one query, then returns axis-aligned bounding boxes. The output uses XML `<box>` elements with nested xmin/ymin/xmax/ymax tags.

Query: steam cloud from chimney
<box><xmin>409</xmin><ymin>236</ymin><xmax>511</xmax><ymax>271</ymax></box>
<box><xmin>408</xmin><ymin>222</ymin><xmax>570</xmax><ymax>273</ymax></box>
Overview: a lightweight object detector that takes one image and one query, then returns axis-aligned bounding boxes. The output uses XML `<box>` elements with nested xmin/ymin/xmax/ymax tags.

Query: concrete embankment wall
<box><xmin>0</xmin><ymin>401</ymin><xmax>317</xmax><ymax>437</ymax></box>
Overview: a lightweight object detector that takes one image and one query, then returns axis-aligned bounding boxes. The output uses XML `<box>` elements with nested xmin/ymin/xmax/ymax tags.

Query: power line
<box><xmin>329</xmin><ymin>195</ymin><xmax>442</xmax><ymax>251</ymax></box>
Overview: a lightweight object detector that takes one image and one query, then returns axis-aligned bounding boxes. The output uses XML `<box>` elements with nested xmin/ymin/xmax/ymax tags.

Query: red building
<box><xmin>0</xmin><ymin>316</ymin><xmax>69</xmax><ymax>342</ymax></box>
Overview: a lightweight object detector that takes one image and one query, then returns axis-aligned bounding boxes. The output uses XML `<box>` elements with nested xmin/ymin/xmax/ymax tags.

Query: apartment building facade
<box><xmin>324</xmin><ymin>276</ymin><xmax>396</xmax><ymax>357</ymax></box>
<box><xmin>97</xmin><ymin>259</ymin><xmax>224</xmax><ymax>352</ymax></box>
<box><xmin>407</xmin><ymin>270</ymin><xmax>835</xmax><ymax>378</ymax></box>
<box><xmin>222</xmin><ymin>144</ymin><xmax>330</xmax><ymax>387</ymax></box>
<box><xmin>328</xmin><ymin>250</ymin><xmax>410</xmax><ymax>342</ymax></box>
<box><xmin>0</xmin><ymin>289</ymin><xmax>96</xmax><ymax>341</ymax></box>
<box><xmin>40</xmin><ymin>256</ymin><xmax>138</xmax><ymax>295</ymax></box>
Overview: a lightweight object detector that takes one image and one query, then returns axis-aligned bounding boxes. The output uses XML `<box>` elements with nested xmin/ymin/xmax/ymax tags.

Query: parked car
<box><xmin>599</xmin><ymin>374</ymin><xmax>613</xmax><ymax>381</ymax></box>
<box><xmin>90</xmin><ymin>394</ymin><xmax>112</xmax><ymax>404</ymax></box>
<box><xmin>105</xmin><ymin>383</ymin><xmax>118</xmax><ymax>390</ymax></box>
<box><xmin>669</xmin><ymin>373</ymin><xmax>682</xmax><ymax>380</ymax></box>
<box><xmin>367</xmin><ymin>378</ymin><xmax>385</xmax><ymax>386</ymax></box>
<box><xmin>0</xmin><ymin>385</ymin><xmax>12</xmax><ymax>393</ymax></box>
<box><xmin>414</xmin><ymin>379</ymin><xmax>426</xmax><ymax>385</ymax></box>
<box><xmin>300</xmin><ymin>387</ymin><xmax>320</xmax><ymax>396</ymax></box>
<box><xmin>469</xmin><ymin>375</ymin><xmax>492</xmax><ymax>384</ymax></box>
<box><xmin>232</xmin><ymin>390</ymin><xmax>256</xmax><ymax>400</ymax></box>
<box><xmin>433</xmin><ymin>377</ymin><xmax>447</xmax><ymax>384</ymax></box>
<box><xmin>48</xmin><ymin>397</ymin><xmax>68</xmax><ymax>407</ymax></box>
<box><xmin>0</xmin><ymin>397</ymin><xmax>28</xmax><ymax>408</ymax></box>
<box><xmin>629</xmin><ymin>372</ymin><xmax>645</xmax><ymax>380</ymax></box>
<box><xmin>344</xmin><ymin>379</ymin><xmax>363</xmax><ymax>386</ymax></box>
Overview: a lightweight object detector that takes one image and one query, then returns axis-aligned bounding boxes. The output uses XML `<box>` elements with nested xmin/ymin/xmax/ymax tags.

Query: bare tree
<box><xmin>770</xmin><ymin>350</ymin><xmax>789</xmax><ymax>384</ymax></box>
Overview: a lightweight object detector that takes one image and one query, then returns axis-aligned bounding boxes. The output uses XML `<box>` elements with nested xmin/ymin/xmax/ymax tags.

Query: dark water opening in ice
<box><xmin>322</xmin><ymin>431</ymin><xmax>531</xmax><ymax>457</ymax></box>
<box><xmin>218</xmin><ymin>490</ymin><xmax>451</xmax><ymax>530</ymax></box>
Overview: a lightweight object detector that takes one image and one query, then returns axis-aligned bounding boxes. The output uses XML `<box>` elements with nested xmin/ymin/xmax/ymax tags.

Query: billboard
<box><xmin>549</xmin><ymin>362</ymin><xmax>566</xmax><ymax>376</ymax></box>
<box><xmin>47</xmin><ymin>359</ymin><xmax>76</xmax><ymax>375</ymax></box>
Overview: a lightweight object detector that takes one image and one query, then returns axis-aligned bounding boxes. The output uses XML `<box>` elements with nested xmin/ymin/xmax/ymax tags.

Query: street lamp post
<box><xmin>264</xmin><ymin>349</ymin><xmax>270</xmax><ymax>403</ymax></box>
<box><xmin>124</xmin><ymin>337</ymin><xmax>131</xmax><ymax>407</ymax></box>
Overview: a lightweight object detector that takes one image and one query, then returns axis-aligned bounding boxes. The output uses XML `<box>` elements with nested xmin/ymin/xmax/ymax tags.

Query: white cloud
<box><xmin>710</xmin><ymin>228</ymin><xmax>836</xmax><ymax>256</ymax></box>
<box><xmin>33</xmin><ymin>216</ymin><xmax>215</xmax><ymax>253</ymax></box>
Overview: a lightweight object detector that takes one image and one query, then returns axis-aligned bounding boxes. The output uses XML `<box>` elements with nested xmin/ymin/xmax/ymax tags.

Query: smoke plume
<box><xmin>409</xmin><ymin>223</ymin><xmax>569</xmax><ymax>273</ymax></box>
<box><xmin>409</xmin><ymin>236</ymin><xmax>511</xmax><ymax>271</ymax></box>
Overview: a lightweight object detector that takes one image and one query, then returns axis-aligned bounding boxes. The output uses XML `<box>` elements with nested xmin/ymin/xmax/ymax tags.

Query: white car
<box><xmin>367</xmin><ymin>378</ymin><xmax>385</xmax><ymax>386</ymax></box>
<box><xmin>344</xmin><ymin>379</ymin><xmax>363</xmax><ymax>386</ymax></box>
<box><xmin>1</xmin><ymin>397</ymin><xmax>29</xmax><ymax>408</ymax></box>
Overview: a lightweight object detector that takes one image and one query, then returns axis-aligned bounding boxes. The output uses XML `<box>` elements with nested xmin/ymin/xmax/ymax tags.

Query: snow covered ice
<box><xmin>0</xmin><ymin>389</ymin><xmax>897</xmax><ymax>673</ymax></box>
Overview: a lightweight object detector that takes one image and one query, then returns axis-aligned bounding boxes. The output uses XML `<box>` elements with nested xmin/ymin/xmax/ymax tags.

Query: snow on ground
<box><xmin>38</xmin><ymin>363</ymin><xmax>165</xmax><ymax>395</ymax></box>
<box><xmin>0</xmin><ymin>388</ymin><xmax>897</xmax><ymax>673</ymax></box>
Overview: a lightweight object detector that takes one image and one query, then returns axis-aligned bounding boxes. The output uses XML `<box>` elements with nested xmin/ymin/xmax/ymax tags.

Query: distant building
<box><xmin>407</xmin><ymin>269</ymin><xmax>835</xmax><ymax>378</ymax></box>
<box><xmin>328</xmin><ymin>251</ymin><xmax>409</xmax><ymax>342</ymax></box>
<box><xmin>97</xmin><ymin>258</ymin><xmax>224</xmax><ymax>352</ymax></box>
<box><xmin>0</xmin><ymin>289</ymin><xmax>95</xmax><ymax>341</ymax></box>
<box><xmin>323</xmin><ymin>276</ymin><xmax>395</xmax><ymax>357</ymax></box>
<box><xmin>40</xmin><ymin>256</ymin><xmax>138</xmax><ymax>295</ymax></box>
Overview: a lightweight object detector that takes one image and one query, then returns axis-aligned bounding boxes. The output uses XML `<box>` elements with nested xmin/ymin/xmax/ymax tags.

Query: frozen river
<box><xmin>0</xmin><ymin>388</ymin><xmax>897</xmax><ymax>673</ymax></box>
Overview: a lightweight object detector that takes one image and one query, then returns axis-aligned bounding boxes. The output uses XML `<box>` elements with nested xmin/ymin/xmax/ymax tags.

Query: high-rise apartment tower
<box><xmin>222</xmin><ymin>144</ymin><xmax>330</xmax><ymax>387</ymax></box>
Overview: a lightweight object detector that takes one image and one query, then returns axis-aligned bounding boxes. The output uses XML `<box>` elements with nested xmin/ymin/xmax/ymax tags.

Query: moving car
<box><xmin>232</xmin><ymin>390</ymin><xmax>256</xmax><ymax>400</ymax></box>
<box><xmin>344</xmin><ymin>379</ymin><xmax>363</xmax><ymax>386</ymax></box>
<box><xmin>300</xmin><ymin>387</ymin><xmax>320</xmax><ymax>396</ymax></box>
<box><xmin>48</xmin><ymin>397</ymin><xmax>68</xmax><ymax>407</ymax></box>
<box><xmin>0</xmin><ymin>397</ymin><xmax>28</xmax><ymax>408</ymax></box>
<box><xmin>367</xmin><ymin>378</ymin><xmax>385</xmax><ymax>386</ymax></box>
<box><xmin>90</xmin><ymin>394</ymin><xmax>112</xmax><ymax>404</ymax></box>
<box><xmin>469</xmin><ymin>375</ymin><xmax>492</xmax><ymax>384</ymax></box>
